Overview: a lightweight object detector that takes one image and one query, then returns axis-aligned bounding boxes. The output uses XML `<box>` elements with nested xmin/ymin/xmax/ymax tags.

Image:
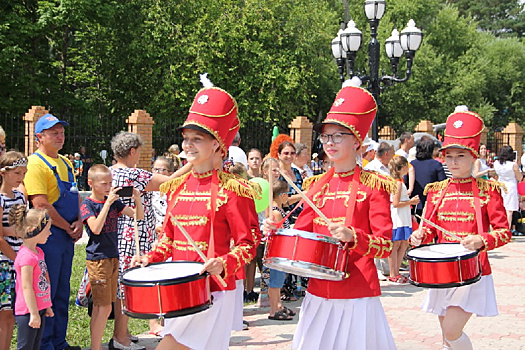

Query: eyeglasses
<box><xmin>318</xmin><ymin>132</ymin><xmax>353</xmax><ymax>144</ymax></box>
<box><xmin>152</xmin><ymin>167</ymin><xmax>168</xmax><ymax>173</ymax></box>
<box><xmin>281</xmin><ymin>151</ymin><xmax>296</xmax><ymax>156</ymax></box>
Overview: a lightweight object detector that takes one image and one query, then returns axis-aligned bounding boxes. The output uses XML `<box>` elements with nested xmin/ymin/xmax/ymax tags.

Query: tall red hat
<box><xmin>314</xmin><ymin>77</ymin><xmax>377</xmax><ymax>145</ymax></box>
<box><xmin>180</xmin><ymin>78</ymin><xmax>240</xmax><ymax>155</ymax></box>
<box><xmin>440</xmin><ymin>106</ymin><xmax>484</xmax><ymax>158</ymax></box>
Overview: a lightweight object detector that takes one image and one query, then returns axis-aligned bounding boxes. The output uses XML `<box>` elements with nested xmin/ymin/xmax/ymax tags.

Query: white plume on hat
<box><xmin>454</xmin><ymin>105</ymin><xmax>469</xmax><ymax>112</ymax></box>
<box><xmin>342</xmin><ymin>76</ymin><xmax>362</xmax><ymax>88</ymax></box>
<box><xmin>199</xmin><ymin>73</ymin><xmax>214</xmax><ymax>88</ymax></box>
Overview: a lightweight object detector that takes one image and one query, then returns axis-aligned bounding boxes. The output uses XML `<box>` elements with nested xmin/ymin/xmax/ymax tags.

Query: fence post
<box><xmin>288</xmin><ymin>116</ymin><xmax>313</xmax><ymax>156</ymax></box>
<box><xmin>22</xmin><ymin>106</ymin><xmax>49</xmax><ymax>156</ymax></box>
<box><xmin>414</xmin><ymin>120</ymin><xmax>435</xmax><ymax>136</ymax></box>
<box><xmin>378</xmin><ymin>125</ymin><xmax>396</xmax><ymax>140</ymax></box>
<box><xmin>502</xmin><ymin>122</ymin><xmax>524</xmax><ymax>165</ymax></box>
<box><xmin>127</xmin><ymin>110</ymin><xmax>154</xmax><ymax>170</ymax></box>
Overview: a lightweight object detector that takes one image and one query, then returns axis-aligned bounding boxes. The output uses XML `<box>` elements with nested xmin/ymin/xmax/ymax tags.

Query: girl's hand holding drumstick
<box><xmin>170</xmin><ymin>214</ymin><xmax>227</xmax><ymax>287</ymax></box>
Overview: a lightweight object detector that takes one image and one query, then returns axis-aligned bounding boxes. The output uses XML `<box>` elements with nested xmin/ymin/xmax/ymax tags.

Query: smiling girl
<box><xmin>133</xmin><ymin>83</ymin><xmax>259</xmax><ymax>350</ymax></box>
<box><xmin>264</xmin><ymin>78</ymin><xmax>397</xmax><ymax>350</ymax></box>
<box><xmin>0</xmin><ymin>151</ymin><xmax>27</xmax><ymax>349</ymax></box>
<box><xmin>410</xmin><ymin>108</ymin><xmax>511</xmax><ymax>350</ymax></box>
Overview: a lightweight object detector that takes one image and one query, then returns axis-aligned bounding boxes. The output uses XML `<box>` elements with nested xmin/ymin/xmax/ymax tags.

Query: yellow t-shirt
<box><xmin>25</xmin><ymin>151</ymin><xmax>76</xmax><ymax>205</ymax></box>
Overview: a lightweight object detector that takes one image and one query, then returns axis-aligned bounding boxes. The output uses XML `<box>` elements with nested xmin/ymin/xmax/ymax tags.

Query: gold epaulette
<box><xmin>360</xmin><ymin>170</ymin><xmax>397</xmax><ymax>194</ymax></box>
<box><xmin>159</xmin><ymin>172</ymin><xmax>191</xmax><ymax>195</ymax></box>
<box><xmin>218</xmin><ymin>171</ymin><xmax>261</xmax><ymax>199</ymax></box>
<box><xmin>424</xmin><ymin>179</ymin><xmax>450</xmax><ymax>195</ymax></box>
<box><xmin>302</xmin><ymin>173</ymin><xmax>325</xmax><ymax>191</ymax></box>
<box><xmin>476</xmin><ymin>178</ymin><xmax>506</xmax><ymax>193</ymax></box>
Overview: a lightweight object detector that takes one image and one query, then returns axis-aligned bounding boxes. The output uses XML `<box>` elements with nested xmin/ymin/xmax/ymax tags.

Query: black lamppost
<box><xmin>331</xmin><ymin>0</ymin><xmax>423</xmax><ymax>141</ymax></box>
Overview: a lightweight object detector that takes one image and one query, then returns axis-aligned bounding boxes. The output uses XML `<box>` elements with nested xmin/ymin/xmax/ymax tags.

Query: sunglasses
<box><xmin>281</xmin><ymin>151</ymin><xmax>296</xmax><ymax>156</ymax></box>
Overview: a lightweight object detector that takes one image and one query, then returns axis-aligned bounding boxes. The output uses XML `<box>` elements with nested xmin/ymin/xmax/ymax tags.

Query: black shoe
<box><xmin>63</xmin><ymin>346</ymin><xmax>81</xmax><ymax>350</ymax></box>
<box><xmin>247</xmin><ymin>291</ymin><xmax>259</xmax><ymax>302</ymax></box>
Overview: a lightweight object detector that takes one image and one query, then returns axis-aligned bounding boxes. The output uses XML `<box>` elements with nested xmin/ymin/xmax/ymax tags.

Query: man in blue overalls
<box><xmin>25</xmin><ymin>114</ymin><xmax>82</xmax><ymax>350</ymax></box>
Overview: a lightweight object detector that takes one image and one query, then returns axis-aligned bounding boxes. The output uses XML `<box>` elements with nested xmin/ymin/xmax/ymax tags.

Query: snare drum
<box><xmin>406</xmin><ymin>243</ymin><xmax>481</xmax><ymax>288</ymax></box>
<box><xmin>122</xmin><ymin>261</ymin><xmax>211</xmax><ymax>319</ymax></box>
<box><xmin>263</xmin><ymin>228</ymin><xmax>346</xmax><ymax>281</ymax></box>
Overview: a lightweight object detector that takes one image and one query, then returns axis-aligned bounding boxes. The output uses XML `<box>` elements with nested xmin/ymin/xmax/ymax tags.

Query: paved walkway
<box><xmin>102</xmin><ymin>237</ymin><xmax>525</xmax><ymax>349</ymax></box>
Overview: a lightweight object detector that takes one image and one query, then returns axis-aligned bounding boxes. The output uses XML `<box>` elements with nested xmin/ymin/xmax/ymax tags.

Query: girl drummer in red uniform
<box><xmin>133</xmin><ymin>81</ymin><xmax>259</xmax><ymax>350</ymax></box>
<box><xmin>265</xmin><ymin>78</ymin><xmax>397</xmax><ymax>350</ymax></box>
<box><xmin>410</xmin><ymin>107</ymin><xmax>511</xmax><ymax>350</ymax></box>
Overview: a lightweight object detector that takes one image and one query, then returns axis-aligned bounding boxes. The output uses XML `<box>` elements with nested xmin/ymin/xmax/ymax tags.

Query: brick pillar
<box><xmin>414</xmin><ymin>120</ymin><xmax>435</xmax><ymax>136</ymax></box>
<box><xmin>126</xmin><ymin>110</ymin><xmax>154</xmax><ymax>170</ymax></box>
<box><xmin>378</xmin><ymin>125</ymin><xmax>396</xmax><ymax>140</ymax></box>
<box><xmin>502</xmin><ymin>122</ymin><xmax>524</xmax><ymax>165</ymax></box>
<box><xmin>288</xmin><ymin>116</ymin><xmax>313</xmax><ymax>156</ymax></box>
<box><xmin>23</xmin><ymin>106</ymin><xmax>49</xmax><ymax>156</ymax></box>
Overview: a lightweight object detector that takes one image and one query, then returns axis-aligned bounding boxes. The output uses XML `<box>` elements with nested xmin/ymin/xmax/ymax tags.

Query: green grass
<box><xmin>11</xmin><ymin>244</ymin><xmax>149</xmax><ymax>349</ymax></box>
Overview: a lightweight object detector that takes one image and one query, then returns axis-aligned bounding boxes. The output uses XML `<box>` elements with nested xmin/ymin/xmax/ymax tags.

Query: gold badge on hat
<box><xmin>333</xmin><ymin>98</ymin><xmax>345</xmax><ymax>107</ymax></box>
<box><xmin>197</xmin><ymin>95</ymin><xmax>209</xmax><ymax>105</ymax></box>
<box><xmin>453</xmin><ymin>120</ymin><xmax>463</xmax><ymax>129</ymax></box>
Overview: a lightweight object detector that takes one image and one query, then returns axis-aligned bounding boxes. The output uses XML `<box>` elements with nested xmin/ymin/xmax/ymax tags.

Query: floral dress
<box><xmin>110</xmin><ymin>167</ymin><xmax>154</xmax><ymax>297</ymax></box>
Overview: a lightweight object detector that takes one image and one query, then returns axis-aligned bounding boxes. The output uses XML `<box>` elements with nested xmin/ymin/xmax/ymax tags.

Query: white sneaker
<box><xmin>377</xmin><ymin>269</ymin><xmax>387</xmax><ymax>281</ymax></box>
<box><xmin>108</xmin><ymin>338</ymin><xmax>146</xmax><ymax>350</ymax></box>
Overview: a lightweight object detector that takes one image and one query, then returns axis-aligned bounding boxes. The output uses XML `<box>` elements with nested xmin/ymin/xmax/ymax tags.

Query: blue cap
<box><xmin>34</xmin><ymin>114</ymin><xmax>69</xmax><ymax>135</ymax></box>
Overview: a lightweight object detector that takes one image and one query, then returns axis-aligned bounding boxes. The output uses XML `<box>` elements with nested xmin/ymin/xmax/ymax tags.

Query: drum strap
<box><xmin>275</xmin><ymin>167</ymin><xmax>335</xmax><ymax>228</ymax></box>
<box><xmin>471</xmin><ymin>179</ymin><xmax>484</xmax><ymax>236</ymax></box>
<box><xmin>208</xmin><ymin>170</ymin><xmax>219</xmax><ymax>260</ymax></box>
<box><xmin>344</xmin><ymin>166</ymin><xmax>360</xmax><ymax>227</ymax></box>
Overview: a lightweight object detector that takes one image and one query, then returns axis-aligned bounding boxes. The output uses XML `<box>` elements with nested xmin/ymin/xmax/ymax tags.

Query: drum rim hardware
<box><xmin>406</xmin><ymin>243</ymin><xmax>482</xmax><ymax>289</ymax></box>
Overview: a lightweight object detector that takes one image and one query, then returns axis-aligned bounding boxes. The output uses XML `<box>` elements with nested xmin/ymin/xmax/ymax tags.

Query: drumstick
<box><xmin>169</xmin><ymin>213</ymin><xmax>227</xmax><ymax>287</ymax></box>
<box><xmin>415</xmin><ymin>214</ymin><xmax>463</xmax><ymax>241</ymax></box>
<box><xmin>133</xmin><ymin>213</ymin><xmax>140</xmax><ymax>258</ymax></box>
<box><xmin>277</xmin><ymin>168</ymin><xmax>331</xmax><ymax>225</ymax></box>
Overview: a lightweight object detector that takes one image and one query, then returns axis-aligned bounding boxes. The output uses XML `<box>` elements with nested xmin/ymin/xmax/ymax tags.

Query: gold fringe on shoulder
<box><xmin>477</xmin><ymin>178</ymin><xmax>506</xmax><ymax>194</ymax></box>
<box><xmin>159</xmin><ymin>172</ymin><xmax>191</xmax><ymax>196</ymax></box>
<box><xmin>423</xmin><ymin>179</ymin><xmax>450</xmax><ymax>195</ymax></box>
<box><xmin>302</xmin><ymin>173</ymin><xmax>325</xmax><ymax>191</ymax></box>
<box><xmin>218</xmin><ymin>171</ymin><xmax>261</xmax><ymax>199</ymax></box>
<box><xmin>360</xmin><ymin>170</ymin><xmax>397</xmax><ymax>194</ymax></box>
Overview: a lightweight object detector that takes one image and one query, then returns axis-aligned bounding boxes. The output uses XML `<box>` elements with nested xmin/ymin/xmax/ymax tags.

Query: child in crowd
<box><xmin>511</xmin><ymin>196</ymin><xmax>525</xmax><ymax>236</ymax></box>
<box><xmin>80</xmin><ymin>164</ymin><xmax>144</xmax><ymax>350</ymax></box>
<box><xmin>267</xmin><ymin>179</ymin><xmax>295</xmax><ymax>320</ymax></box>
<box><xmin>257</xmin><ymin>158</ymin><xmax>282</xmax><ymax>307</ymax></box>
<box><xmin>151</xmin><ymin>157</ymin><xmax>176</xmax><ymax>235</ymax></box>
<box><xmin>388</xmin><ymin>156</ymin><xmax>419</xmax><ymax>284</ymax></box>
<box><xmin>0</xmin><ymin>151</ymin><xmax>27</xmax><ymax>349</ymax></box>
<box><xmin>10</xmin><ymin>204</ymin><xmax>53</xmax><ymax>350</ymax></box>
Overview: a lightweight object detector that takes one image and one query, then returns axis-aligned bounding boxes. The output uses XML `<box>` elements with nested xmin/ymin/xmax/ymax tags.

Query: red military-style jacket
<box><xmin>294</xmin><ymin>168</ymin><xmax>396</xmax><ymax>299</ymax></box>
<box><xmin>147</xmin><ymin>170</ymin><xmax>260</xmax><ymax>292</ymax></box>
<box><xmin>416</xmin><ymin>177</ymin><xmax>511</xmax><ymax>276</ymax></box>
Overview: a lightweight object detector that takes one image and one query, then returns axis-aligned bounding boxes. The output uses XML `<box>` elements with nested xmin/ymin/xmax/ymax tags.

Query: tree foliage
<box><xmin>0</xmin><ymin>0</ymin><xmax>524</xmax><ymax>152</ymax></box>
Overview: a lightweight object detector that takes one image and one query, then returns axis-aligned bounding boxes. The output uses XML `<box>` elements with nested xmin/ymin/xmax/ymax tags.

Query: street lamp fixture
<box><xmin>331</xmin><ymin>0</ymin><xmax>423</xmax><ymax>141</ymax></box>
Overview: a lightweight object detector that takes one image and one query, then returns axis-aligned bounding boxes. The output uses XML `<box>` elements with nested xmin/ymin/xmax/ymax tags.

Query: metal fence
<box><xmin>2</xmin><ymin>111</ymin><xmax>292</xmax><ymax>162</ymax></box>
<box><xmin>152</xmin><ymin>117</ymin><xmax>292</xmax><ymax>157</ymax></box>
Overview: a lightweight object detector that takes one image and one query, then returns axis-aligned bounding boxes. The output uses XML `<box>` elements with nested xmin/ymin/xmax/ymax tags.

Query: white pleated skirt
<box><xmin>421</xmin><ymin>274</ymin><xmax>498</xmax><ymax>317</ymax></box>
<box><xmin>292</xmin><ymin>292</ymin><xmax>396</xmax><ymax>350</ymax></box>
<box><xmin>161</xmin><ymin>289</ymin><xmax>236</xmax><ymax>350</ymax></box>
<box><xmin>232</xmin><ymin>279</ymin><xmax>244</xmax><ymax>331</ymax></box>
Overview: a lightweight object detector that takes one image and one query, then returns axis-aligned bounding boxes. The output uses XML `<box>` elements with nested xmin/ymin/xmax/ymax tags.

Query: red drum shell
<box><xmin>264</xmin><ymin>229</ymin><xmax>346</xmax><ymax>281</ymax></box>
<box><xmin>122</xmin><ymin>261</ymin><xmax>211</xmax><ymax>319</ymax></box>
<box><xmin>406</xmin><ymin>243</ymin><xmax>481</xmax><ymax>288</ymax></box>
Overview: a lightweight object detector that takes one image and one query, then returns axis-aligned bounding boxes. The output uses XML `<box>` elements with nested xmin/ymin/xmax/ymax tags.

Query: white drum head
<box><xmin>124</xmin><ymin>262</ymin><xmax>203</xmax><ymax>282</ymax></box>
<box><xmin>407</xmin><ymin>243</ymin><xmax>474</xmax><ymax>259</ymax></box>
